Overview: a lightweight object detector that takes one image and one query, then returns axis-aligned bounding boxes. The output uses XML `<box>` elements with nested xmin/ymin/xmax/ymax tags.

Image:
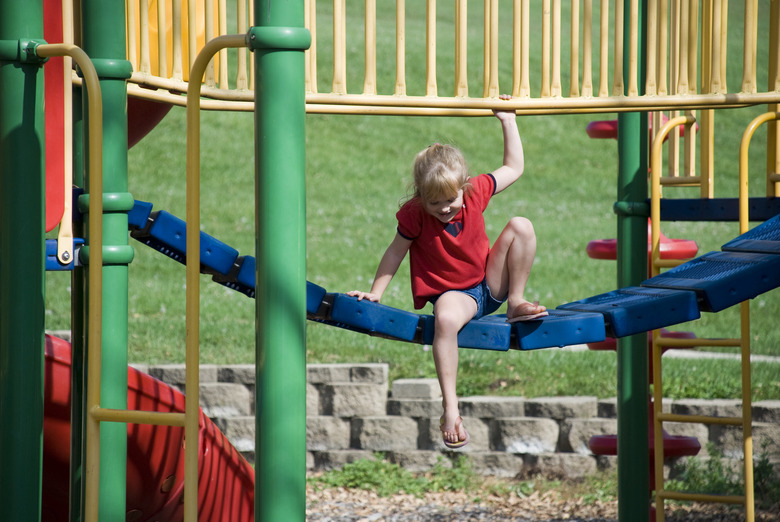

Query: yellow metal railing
<box><xmin>122</xmin><ymin>0</ymin><xmax>780</xmax><ymax>114</ymax></box>
<box><xmin>647</xmin><ymin>112</ymin><xmax>780</xmax><ymax>522</ymax></box>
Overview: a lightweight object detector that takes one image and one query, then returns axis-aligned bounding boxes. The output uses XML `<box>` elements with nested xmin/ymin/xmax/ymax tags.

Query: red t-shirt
<box><xmin>396</xmin><ymin>173</ymin><xmax>496</xmax><ymax>309</ymax></box>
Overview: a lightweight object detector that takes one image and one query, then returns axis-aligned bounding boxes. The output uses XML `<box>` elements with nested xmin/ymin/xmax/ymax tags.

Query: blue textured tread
<box><xmin>506</xmin><ymin>309</ymin><xmax>606</xmax><ymax>350</ymax></box>
<box><xmin>641</xmin><ymin>251</ymin><xmax>780</xmax><ymax>312</ymax></box>
<box><xmin>721</xmin><ymin>213</ymin><xmax>780</xmax><ymax>254</ymax></box>
<box><xmin>326</xmin><ymin>293</ymin><xmax>420</xmax><ymax>342</ymax></box>
<box><xmin>419</xmin><ymin>314</ymin><xmax>511</xmax><ymax>351</ymax></box>
<box><xmin>557</xmin><ymin>287</ymin><xmax>700</xmax><ymax>338</ymax></box>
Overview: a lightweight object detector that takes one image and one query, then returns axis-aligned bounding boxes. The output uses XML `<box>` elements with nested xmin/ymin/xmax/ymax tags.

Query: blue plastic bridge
<box><xmin>47</xmin><ymin>194</ymin><xmax>780</xmax><ymax>352</ymax></box>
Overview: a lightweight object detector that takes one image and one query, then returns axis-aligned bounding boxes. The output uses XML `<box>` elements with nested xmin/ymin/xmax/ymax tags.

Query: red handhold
<box><xmin>586</xmin><ymin>219</ymin><xmax>698</xmax><ymax>261</ymax></box>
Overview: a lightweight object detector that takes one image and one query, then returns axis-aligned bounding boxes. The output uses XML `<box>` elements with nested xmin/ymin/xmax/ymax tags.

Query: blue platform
<box><xmin>641</xmin><ymin>250</ymin><xmax>780</xmax><ymax>312</ymax></box>
<box><xmin>558</xmin><ymin>287</ymin><xmax>700</xmax><ymax>338</ymax></box>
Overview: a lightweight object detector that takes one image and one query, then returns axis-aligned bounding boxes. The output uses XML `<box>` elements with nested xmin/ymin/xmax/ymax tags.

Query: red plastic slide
<box><xmin>42</xmin><ymin>334</ymin><xmax>254</xmax><ymax>521</ymax></box>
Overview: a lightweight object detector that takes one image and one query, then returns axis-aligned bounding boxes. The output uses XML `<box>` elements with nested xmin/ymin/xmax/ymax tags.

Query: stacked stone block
<box><xmin>142</xmin><ymin>362</ymin><xmax>779</xmax><ymax>479</ymax></box>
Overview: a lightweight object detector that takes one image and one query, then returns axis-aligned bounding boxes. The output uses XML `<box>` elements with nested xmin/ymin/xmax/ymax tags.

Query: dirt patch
<box><xmin>306</xmin><ymin>484</ymin><xmax>777</xmax><ymax>521</ymax></box>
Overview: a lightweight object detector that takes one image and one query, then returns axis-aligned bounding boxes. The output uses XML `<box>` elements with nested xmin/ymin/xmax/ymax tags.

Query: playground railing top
<box><xmin>118</xmin><ymin>0</ymin><xmax>780</xmax><ymax>114</ymax></box>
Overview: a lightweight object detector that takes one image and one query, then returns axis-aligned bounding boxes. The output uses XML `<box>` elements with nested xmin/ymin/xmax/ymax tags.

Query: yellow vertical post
<box><xmin>582</xmin><ymin>0</ymin><xmax>593</xmax><ymax>97</ymax></box>
<box><xmin>425</xmin><ymin>0</ymin><xmax>436</xmax><ymax>96</ymax></box>
<box><xmin>363</xmin><ymin>0</ymin><xmax>376</xmax><ymax>95</ymax></box>
<box><xmin>395</xmin><ymin>0</ymin><xmax>406</xmax><ymax>95</ymax></box>
<box><xmin>455</xmin><ymin>0</ymin><xmax>467</xmax><ymax>97</ymax></box>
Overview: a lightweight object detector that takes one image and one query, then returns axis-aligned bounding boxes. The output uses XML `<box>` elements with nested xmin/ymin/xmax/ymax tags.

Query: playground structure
<box><xmin>1</xmin><ymin>2</ymin><xmax>779</xmax><ymax>522</ymax></box>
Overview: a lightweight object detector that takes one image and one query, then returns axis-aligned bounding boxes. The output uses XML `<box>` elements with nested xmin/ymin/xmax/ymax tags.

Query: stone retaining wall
<box><xmin>133</xmin><ymin>362</ymin><xmax>780</xmax><ymax>479</ymax></box>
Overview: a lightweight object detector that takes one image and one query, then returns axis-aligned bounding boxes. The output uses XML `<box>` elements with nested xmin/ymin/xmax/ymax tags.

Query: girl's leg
<box><xmin>432</xmin><ymin>291</ymin><xmax>477</xmax><ymax>444</ymax></box>
<box><xmin>485</xmin><ymin>216</ymin><xmax>546</xmax><ymax>320</ymax></box>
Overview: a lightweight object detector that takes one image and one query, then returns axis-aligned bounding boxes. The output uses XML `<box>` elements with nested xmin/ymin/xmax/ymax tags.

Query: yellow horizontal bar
<box><xmin>123</xmin><ymin>76</ymin><xmax>780</xmax><ymax>114</ymax></box>
<box><xmin>658</xmin><ymin>490</ymin><xmax>745</xmax><ymax>505</ymax></box>
<box><xmin>654</xmin><ymin>337</ymin><xmax>741</xmax><ymax>348</ymax></box>
<box><xmin>90</xmin><ymin>407</ymin><xmax>186</xmax><ymax>427</ymax></box>
<box><xmin>653</xmin><ymin>258</ymin><xmax>695</xmax><ymax>268</ymax></box>
<box><xmin>657</xmin><ymin>412</ymin><xmax>743</xmax><ymax>425</ymax></box>
<box><xmin>304</xmin><ymin>92</ymin><xmax>780</xmax><ymax>111</ymax></box>
<box><xmin>660</xmin><ymin>175</ymin><xmax>702</xmax><ymax>185</ymax></box>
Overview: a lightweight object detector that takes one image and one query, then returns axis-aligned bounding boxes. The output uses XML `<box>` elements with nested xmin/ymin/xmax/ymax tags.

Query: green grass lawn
<box><xmin>44</xmin><ymin>2</ymin><xmax>780</xmax><ymax>401</ymax></box>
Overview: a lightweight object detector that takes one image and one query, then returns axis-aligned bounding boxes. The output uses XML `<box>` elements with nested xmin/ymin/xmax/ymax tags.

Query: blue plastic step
<box><xmin>45</xmin><ymin>238</ymin><xmax>84</xmax><ymax>271</ymax></box>
<box><xmin>212</xmin><ymin>256</ymin><xmax>256</xmax><ymax>298</ymax></box>
<box><xmin>507</xmin><ymin>309</ymin><xmax>607</xmax><ymax>350</ymax></box>
<box><xmin>557</xmin><ymin>287</ymin><xmax>700</xmax><ymax>338</ymax></box>
<box><xmin>307</xmin><ymin>281</ymin><xmax>327</xmax><ymax>315</ymax></box>
<box><xmin>419</xmin><ymin>314</ymin><xmax>512</xmax><ymax>351</ymax></box>
<box><xmin>128</xmin><ymin>199</ymin><xmax>153</xmax><ymax>230</ymax></box>
<box><xmin>641</xmin><ymin>250</ymin><xmax>780</xmax><ymax>312</ymax></box>
<box><xmin>721</xmin><ymin>213</ymin><xmax>780</xmax><ymax>254</ymax></box>
<box><xmin>326</xmin><ymin>293</ymin><xmax>420</xmax><ymax>342</ymax></box>
<box><xmin>133</xmin><ymin>210</ymin><xmax>239</xmax><ymax>276</ymax></box>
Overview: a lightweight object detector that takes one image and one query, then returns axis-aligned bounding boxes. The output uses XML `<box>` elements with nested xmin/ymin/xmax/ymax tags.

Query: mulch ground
<box><xmin>306</xmin><ymin>485</ymin><xmax>779</xmax><ymax>521</ymax></box>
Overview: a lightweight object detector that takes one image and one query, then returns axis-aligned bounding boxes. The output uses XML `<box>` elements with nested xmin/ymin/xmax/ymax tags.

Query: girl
<box><xmin>348</xmin><ymin>104</ymin><xmax>546</xmax><ymax>449</ymax></box>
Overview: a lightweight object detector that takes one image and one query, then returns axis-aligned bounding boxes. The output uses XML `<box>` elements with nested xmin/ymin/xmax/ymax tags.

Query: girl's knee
<box><xmin>507</xmin><ymin>216</ymin><xmax>535</xmax><ymax>239</ymax></box>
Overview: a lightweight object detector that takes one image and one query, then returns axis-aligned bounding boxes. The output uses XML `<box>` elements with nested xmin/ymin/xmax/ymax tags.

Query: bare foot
<box><xmin>506</xmin><ymin>300</ymin><xmax>548</xmax><ymax>322</ymax></box>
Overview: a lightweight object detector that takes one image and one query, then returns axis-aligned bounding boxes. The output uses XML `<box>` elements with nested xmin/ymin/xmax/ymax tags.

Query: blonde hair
<box><xmin>409</xmin><ymin>143</ymin><xmax>471</xmax><ymax>204</ymax></box>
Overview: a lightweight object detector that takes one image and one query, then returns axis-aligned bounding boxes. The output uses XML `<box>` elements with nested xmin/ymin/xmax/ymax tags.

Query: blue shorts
<box><xmin>432</xmin><ymin>279</ymin><xmax>504</xmax><ymax>319</ymax></box>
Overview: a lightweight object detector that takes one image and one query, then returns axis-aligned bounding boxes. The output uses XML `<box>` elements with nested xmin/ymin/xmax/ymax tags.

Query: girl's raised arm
<box><xmin>491</xmin><ymin>99</ymin><xmax>525</xmax><ymax>194</ymax></box>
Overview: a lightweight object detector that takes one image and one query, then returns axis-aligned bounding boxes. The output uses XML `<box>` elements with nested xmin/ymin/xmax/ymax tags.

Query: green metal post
<box><xmin>0</xmin><ymin>3</ymin><xmax>46</xmax><ymax>521</ymax></box>
<box><xmin>616</xmin><ymin>2</ymin><xmax>649</xmax><ymax>521</ymax></box>
<box><xmin>79</xmin><ymin>1</ymin><xmax>134</xmax><ymax>519</ymax></box>
<box><xmin>251</xmin><ymin>2</ymin><xmax>310</xmax><ymax>520</ymax></box>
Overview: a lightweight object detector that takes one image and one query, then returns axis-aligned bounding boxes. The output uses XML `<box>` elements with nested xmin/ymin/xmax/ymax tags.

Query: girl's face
<box><xmin>423</xmin><ymin>189</ymin><xmax>464</xmax><ymax>223</ymax></box>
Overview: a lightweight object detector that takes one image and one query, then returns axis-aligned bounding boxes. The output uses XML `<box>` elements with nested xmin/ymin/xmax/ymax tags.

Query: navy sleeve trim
<box><xmin>397</xmin><ymin>227</ymin><xmax>415</xmax><ymax>241</ymax></box>
<box><xmin>487</xmin><ymin>173</ymin><xmax>497</xmax><ymax>196</ymax></box>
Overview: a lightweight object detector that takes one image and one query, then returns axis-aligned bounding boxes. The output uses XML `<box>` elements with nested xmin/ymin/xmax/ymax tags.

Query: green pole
<box><xmin>79</xmin><ymin>1</ymin><xmax>134</xmax><ymax>519</ymax></box>
<box><xmin>251</xmin><ymin>2</ymin><xmax>310</xmax><ymax>520</ymax></box>
<box><xmin>0</xmin><ymin>2</ymin><xmax>46</xmax><ymax>521</ymax></box>
<box><xmin>616</xmin><ymin>2</ymin><xmax>649</xmax><ymax>521</ymax></box>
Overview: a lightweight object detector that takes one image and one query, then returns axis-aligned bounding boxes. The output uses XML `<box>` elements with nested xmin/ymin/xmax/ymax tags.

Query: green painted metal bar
<box><xmin>616</xmin><ymin>2</ymin><xmax>650</xmax><ymax>522</ymax></box>
<box><xmin>252</xmin><ymin>2</ymin><xmax>311</xmax><ymax>520</ymax></box>
<box><xmin>0</xmin><ymin>3</ymin><xmax>46</xmax><ymax>521</ymax></box>
<box><xmin>79</xmin><ymin>1</ymin><xmax>134</xmax><ymax>519</ymax></box>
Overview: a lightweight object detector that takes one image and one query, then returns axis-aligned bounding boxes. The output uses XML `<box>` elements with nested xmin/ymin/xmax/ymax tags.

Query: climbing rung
<box><xmin>641</xmin><ymin>251</ymin><xmax>780</xmax><ymax>312</ymax></box>
<box><xmin>657</xmin><ymin>412</ymin><xmax>743</xmax><ymax>426</ymax></box>
<box><xmin>557</xmin><ymin>287</ymin><xmax>700</xmax><ymax>338</ymax></box>
<box><xmin>419</xmin><ymin>314</ymin><xmax>511</xmax><ymax>351</ymax></box>
<box><xmin>721</xmin><ymin>212</ymin><xmax>780</xmax><ymax>254</ymax></box>
<box><xmin>509</xmin><ymin>309</ymin><xmax>606</xmax><ymax>350</ymax></box>
<box><xmin>657</xmin><ymin>490</ymin><xmax>746</xmax><ymax>505</ymax></box>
